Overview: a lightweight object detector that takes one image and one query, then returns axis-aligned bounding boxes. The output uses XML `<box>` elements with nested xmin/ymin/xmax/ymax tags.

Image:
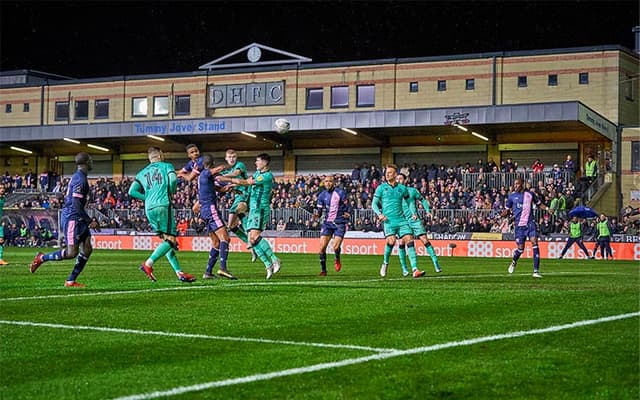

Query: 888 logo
<box><xmin>467</xmin><ymin>241</ymin><xmax>494</xmax><ymax>257</ymax></box>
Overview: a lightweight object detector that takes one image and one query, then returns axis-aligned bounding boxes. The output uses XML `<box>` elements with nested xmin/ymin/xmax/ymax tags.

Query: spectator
<box><xmin>584</xmin><ymin>154</ymin><xmax>597</xmax><ymax>184</ymax></box>
<box><xmin>531</xmin><ymin>159</ymin><xmax>544</xmax><ymax>173</ymax></box>
<box><xmin>563</xmin><ymin>154</ymin><xmax>576</xmax><ymax>175</ymax></box>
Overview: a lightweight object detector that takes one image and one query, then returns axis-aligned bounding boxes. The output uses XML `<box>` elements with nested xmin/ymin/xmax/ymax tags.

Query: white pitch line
<box><xmin>110</xmin><ymin>311</ymin><xmax>640</xmax><ymax>400</ymax></box>
<box><xmin>0</xmin><ymin>320</ymin><xmax>396</xmax><ymax>353</ymax></box>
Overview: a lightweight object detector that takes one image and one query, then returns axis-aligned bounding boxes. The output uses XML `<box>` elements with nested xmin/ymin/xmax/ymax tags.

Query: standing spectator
<box><xmin>501</xmin><ymin>177</ymin><xmax>549</xmax><ymax>278</ymax></box>
<box><xmin>129</xmin><ymin>147</ymin><xmax>197</xmax><ymax>283</ymax></box>
<box><xmin>351</xmin><ymin>164</ymin><xmax>361</xmax><ymax>185</ymax></box>
<box><xmin>563</xmin><ymin>154</ymin><xmax>576</xmax><ymax>175</ymax></box>
<box><xmin>29</xmin><ymin>152</ymin><xmax>95</xmax><ymax>287</ymax></box>
<box><xmin>584</xmin><ymin>154</ymin><xmax>597</xmax><ymax>184</ymax></box>
<box><xmin>531</xmin><ymin>159</ymin><xmax>544</xmax><ymax>173</ymax></box>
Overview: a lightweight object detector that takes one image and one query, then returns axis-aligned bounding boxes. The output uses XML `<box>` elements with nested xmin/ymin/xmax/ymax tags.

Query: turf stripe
<box><xmin>109</xmin><ymin>311</ymin><xmax>640</xmax><ymax>400</ymax></box>
<box><xmin>0</xmin><ymin>271</ymin><xmax>630</xmax><ymax>303</ymax></box>
<box><xmin>0</xmin><ymin>319</ymin><xmax>396</xmax><ymax>353</ymax></box>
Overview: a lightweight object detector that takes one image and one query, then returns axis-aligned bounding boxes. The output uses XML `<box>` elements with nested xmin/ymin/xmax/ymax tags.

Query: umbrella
<box><xmin>568</xmin><ymin>206</ymin><xmax>599</xmax><ymax>219</ymax></box>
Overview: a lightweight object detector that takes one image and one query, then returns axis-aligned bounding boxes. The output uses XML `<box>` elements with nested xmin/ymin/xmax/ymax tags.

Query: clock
<box><xmin>247</xmin><ymin>46</ymin><xmax>262</xmax><ymax>63</ymax></box>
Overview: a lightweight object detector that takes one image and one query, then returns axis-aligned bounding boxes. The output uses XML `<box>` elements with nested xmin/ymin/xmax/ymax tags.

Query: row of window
<box><xmin>305</xmin><ymin>84</ymin><xmax>375</xmax><ymax>110</ymax></box>
<box><xmin>407</xmin><ymin>73</ymin><xmax>591</xmax><ymax>93</ymax></box>
<box><xmin>7</xmin><ymin>71</ymin><xmax>627</xmax><ymax>117</ymax></box>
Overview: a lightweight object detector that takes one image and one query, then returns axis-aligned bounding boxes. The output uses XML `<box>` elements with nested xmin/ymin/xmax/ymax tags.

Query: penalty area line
<box><xmin>0</xmin><ymin>319</ymin><xmax>395</xmax><ymax>353</ymax></box>
<box><xmin>110</xmin><ymin>311</ymin><xmax>640</xmax><ymax>400</ymax></box>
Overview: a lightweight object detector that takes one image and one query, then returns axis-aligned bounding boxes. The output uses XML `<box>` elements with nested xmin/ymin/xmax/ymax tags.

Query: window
<box><xmin>548</xmin><ymin>74</ymin><xmax>558</xmax><ymax>86</ymax></box>
<box><xmin>305</xmin><ymin>88</ymin><xmax>323</xmax><ymax>110</ymax></box>
<box><xmin>356</xmin><ymin>84</ymin><xmax>375</xmax><ymax>107</ymax></box>
<box><xmin>518</xmin><ymin>76</ymin><xmax>528</xmax><ymax>87</ymax></box>
<box><xmin>465</xmin><ymin>79</ymin><xmax>475</xmax><ymax>90</ymax></box>
<box><xmin>579</xmin><ymin>72</ymin><xmax>589</xmax><ymax>85</ymax></box>
<box><xmin>23</xmin><ymin>103</ymin><xmax>29</xmax><ymax>112</ymax></box>
<box><xmin>409</xmin><ymin>82</ymin><xmax>419</xmax><ymax>92</ymax></box>
<box><xmin>437</xmin><ymin>80</ymin><xmax>447</xmax><ymax>91</ymax></box>
<box><xmin>55</xmin><ymin>101</ymin><xmax>69</xmax><ymax>121</ymax></box>
<box><xmin>74</xmin><ymin>100</ymin><xmax>89</xmax><ymax>120</ymax></box>
<box><xmin>132</xmin><ymin>97</ymin><xmax>148</xmax><ymax>117</ymax></box>
<box><xmin>330</xmin><ymin>86</ymin><xmax>349</xmax><ymax>108</ymax></box>
<box><xmin>153</xmin><ymin>96</ymin><xmax>169</xmax><ymax>116</ymax></box>
<box><xmin>5</xmin><ymin>104</ymin><xmax>11</xmax><ymax>113</ymax></box>
<box><xmin>95</xmin><ymin>99</ymin><xmax>109</xmax><ymax>119</ymax></box>
<box><xmin>175</xmin><ymin>95</ymin><xmax>190</xmax><ymax>115</ymax></box>
<box><xmin>632</xmin><ymin>141</ymin><xmax>640</xmax><ymax>172</ymax></box>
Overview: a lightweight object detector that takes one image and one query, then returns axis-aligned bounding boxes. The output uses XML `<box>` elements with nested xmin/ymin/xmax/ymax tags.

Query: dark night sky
<box><xmin>1</xmin><ymin>1</ymin><xmax>638</xmax><ymax>79</ymax></box>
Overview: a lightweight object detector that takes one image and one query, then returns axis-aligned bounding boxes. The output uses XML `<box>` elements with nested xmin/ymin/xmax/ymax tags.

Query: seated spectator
<box><xmin>276</xmin><ymin>218</ymin><xmax>286</xmax><ymax>231</ymax></box>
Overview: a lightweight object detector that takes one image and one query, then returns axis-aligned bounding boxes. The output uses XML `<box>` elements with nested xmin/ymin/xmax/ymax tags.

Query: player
<box><xmin>218</xmin><ymin>148</ymin><xmax>257</xmax><ymax>263</ymax></box>
<box><xmin>372</xmin><ymin>164</ymin><xmax>426</xmax><ymax>278</ymax></box>
<box><xmin>193</xmin><ymin>154</ymin><xmax>237</xmax><ymax>280</ymax></box>
<box><xmin>231</xmin><ymin>153</ymin><xmax>281</xmax><ymax>279</ymax></box>
<box><xmin>0</xmin><ymin>184</ymin><xmax>7</xmax><ymax>265</ymax></box>
<box><xmin>128</xmin><ymin>147</ymin><xmax>196</xmax><ymax>283</ymax></box>
<box><xmin>29</xmin><ymin>152</ymin><xmax>94</xmax><ymax>287</ymax></box>
<box><xmin>397</xmin><ymin>173</ymin><xmax>442</xmax><ymax>275</ymax></box>
<box><xmin>177</xmin><ymin>143</ymin><xmax>203</xmax><ymax>182</ymax></box>
<box><xmin>313</xmin><ymin>175</ymin><xmax>351</xmax><ymax>276</ymax></box>
<box><xmin>501</xmin><ymin>178</ymin><xmax>549</xmax><ymax>278</ymax></box>
<box><xmin>558</xmin><ymin>216</ymin><xmax>593</xmax><ymax>259</ymax></box>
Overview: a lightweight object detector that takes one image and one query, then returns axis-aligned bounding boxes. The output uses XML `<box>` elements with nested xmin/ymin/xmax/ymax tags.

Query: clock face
<box><xmin>247</xmin><ymin>46</ymin><xmax>262</xmax><ymax>62</ymax></box>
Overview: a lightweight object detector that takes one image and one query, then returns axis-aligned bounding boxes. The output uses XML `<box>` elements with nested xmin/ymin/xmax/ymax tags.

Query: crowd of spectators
<box><xmin>3</xmin><ymin>155</ymin><xmax>638</xmax><ymax>237</ymax></box>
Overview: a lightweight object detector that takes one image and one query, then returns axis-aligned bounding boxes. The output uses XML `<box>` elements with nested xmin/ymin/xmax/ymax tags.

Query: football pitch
<box><xmin>0</xmin><ymin>247</ymin><xmax>638</xmax><ymax>400</ymax></box>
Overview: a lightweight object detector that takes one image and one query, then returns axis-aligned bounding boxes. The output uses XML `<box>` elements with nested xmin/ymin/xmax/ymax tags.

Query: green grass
<box><xmin>0</xmin><ymin>247</ymin><xmax>638</xmax><ymax>400</ymax></box>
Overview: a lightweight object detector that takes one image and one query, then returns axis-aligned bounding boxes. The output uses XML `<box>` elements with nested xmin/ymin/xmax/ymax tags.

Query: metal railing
<box><xmin>460</xmin><ymin>171</ymin><xmax>573</xmax><ymax>191</ymax></box>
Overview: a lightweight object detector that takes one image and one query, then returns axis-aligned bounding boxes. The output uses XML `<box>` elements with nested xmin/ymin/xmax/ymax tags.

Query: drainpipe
<box><xmin>492</xmin><ymin>56</ymin><xmax>497</xmax><ymax>106</ymax></box>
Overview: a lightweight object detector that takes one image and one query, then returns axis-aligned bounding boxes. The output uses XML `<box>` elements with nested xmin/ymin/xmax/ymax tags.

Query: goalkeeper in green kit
<box><xmin>372</xmin><ymin>164</ymin><xmax>426</xmax><ymax>278</ymax></box>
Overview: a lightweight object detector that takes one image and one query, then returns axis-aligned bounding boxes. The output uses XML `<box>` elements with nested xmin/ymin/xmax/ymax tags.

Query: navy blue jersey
<box><xmin>180</xmin><ymin>156</ymin><xmax>204</xmax><ymax>177</ymax></box>
<box><xmin>198</xmin><ymin>168</ymin><xmax>221</xmax><ymax>220</ymax></box>
<box><xmin>316</xmin><ymin>187</ymin><xmax>350</xmax><ymax>224</ymax></box>
<box><xmin>62</xmin><ymin>169</ymin><xmax>90</xmax><ymax>221</ymax></box>
<box><xmin>506</xmin><ymin>190</ymin><xmax>541</xmax><ymax>227</ymax></box>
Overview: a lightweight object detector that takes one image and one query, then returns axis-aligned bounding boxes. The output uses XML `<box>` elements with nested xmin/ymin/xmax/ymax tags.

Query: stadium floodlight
<box><xmin>471</xmin><ymin>131</ymin><xmax>489</xmax><ymax>141</ymax></box>
<box><xmin>10</xmin><ymin>146</ymin><xmax>33</xmax><ymax>154</ymax></box>
<box><xmin>340</xmin><ymin>128</ymin><xmax>358</xmax><ymax>135</ymax></box>
<box><xmin>87</xmin><ymin>143</ymin><xmax>110</xmax><ymax>152</ymax></box>
<box><xmin>240</xmin><ymin>131</ymin><xmax>257</xmax><ymax>138</ymax></box>
<box><xmin>146</xmin><ymin>135</ymin><xmax>165</xmax><ymax>142</ymax></box>
<box><xmin>452</xmin><ymin>123</ymin><xmax>468</xmax><ymax>132</ymax></box>
<box><xmin>63</xmin><ymin>138</ymin><xmax>81</xmax><ymax>144</ymax></box>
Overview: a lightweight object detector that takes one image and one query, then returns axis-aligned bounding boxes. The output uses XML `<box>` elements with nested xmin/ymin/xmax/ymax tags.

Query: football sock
<box><xmin>43</xmin><ymin>249</ymin><xmax>65</xmax><ymax>262</ymax></box>
<box><xmin>219</xmin><ymin>241</ymin><xmax>229</xmax><ymax>270</ymax></box>
<box><xmin>0</xmin><ymin>244</ymin><xmax>4</xmax><ymax>260</ymax></box>
<box><xmin>319</xmin><ymin>252</ymin><xmax>327</xmax><ymax>272</ymax></box>
<box><xmin>67</xmin><ymin>253</ymin><xmax>88</xmax><ymax>282</ymax></box>
<box><xmin>231</xmin><ymin>227</ymin><xmax>248</xmax><ymax>244</ymax></box>
<box><xmin>254</xmin><ymin>238</ymin><xmax>276</xmax><ymax>262</ymax></box>
<box><xmin>148</xmin><ymin>240</ymin><xmax>172</xmax><ymax>264</ymax></box>
<box><xmin>398</xmin><ymin>244</ymin><xmax>408</xmax><ymax>273</ymax></box>
<box><xmin>334</xmin><ymin>247</ymin><xmax>341</xmax><ymax>261</ymax></box>
<box><xmin>407</xmin><ymin>242</ymin><xmax>418</xmax><ymax>270</ymax></box>
<box><xmin>532</xmin><ymin>245</ymin><xmax>540</xmax><ymax>271</ymax></box>
<box><xmin>251</xmin><ymin>237</ymin><xmax>271</xmax><ymax>267</ymax></box>
<box><xmin>206</xmin><ymin>247</ymin><xmax>219</xmax><ymax>273</ymax></box>
<box><xmin>425</xmin><ymin>243</ymin><xmax>440</xmax><ymax>269</ymax></box>
<box><xmin>165</xmin><ymin>249</ymin><xmax>182</xmax><ymax>274</ymax></box>
<box><xmin>512</xmin><ymin>248</ymin><xmax>523</xmax><ymax>263</ymax></box>
<box><xmin>383</xmin><ymin>243</ymin><xmax>393</xmax><ymax>264</ymax></box>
